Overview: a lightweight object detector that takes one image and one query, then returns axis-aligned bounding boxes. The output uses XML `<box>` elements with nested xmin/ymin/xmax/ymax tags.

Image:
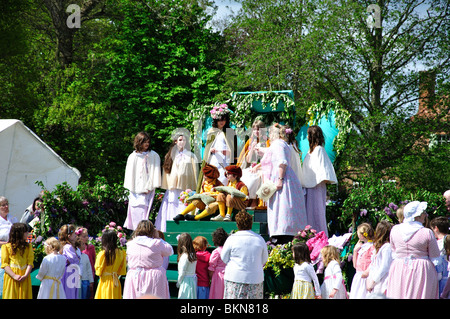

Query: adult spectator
<box><xmin>221</xmin><ymin>210</ymin><xmax>268</xmax><ymax>299</ymax></box>
<box><xmin>386</xmin><ymin>201</ymin><xmax>440</xmax><ymax>299</ymax></box>
<box><xmin>443</xmin><ymin>190</ymin><xmax>450</xmax><ymax>212</ymax></box>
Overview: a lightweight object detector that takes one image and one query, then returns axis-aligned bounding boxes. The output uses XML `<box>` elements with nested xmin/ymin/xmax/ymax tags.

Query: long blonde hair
<box><xmin>321</xmin><ymin>245</ymin><xmax>340</xmax><ymax>267</ymax></box>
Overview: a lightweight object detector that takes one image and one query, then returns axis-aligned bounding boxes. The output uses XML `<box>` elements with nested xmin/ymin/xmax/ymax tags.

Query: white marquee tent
<box><xmin>0</xmin><ymin>119</ymin><xmax>81</xmax><ymax>221</ymax></box>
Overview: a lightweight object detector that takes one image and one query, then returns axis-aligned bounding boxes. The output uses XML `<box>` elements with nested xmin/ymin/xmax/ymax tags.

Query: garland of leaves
<box><xmin>306</xmin><ymin>99</ymin><xmax>352</xmax><ymax>159</ymax></box>
<box><xmin>187</xmin><ymin>92</ymin><xmax>296</xmax><ymax>133</ymax></box>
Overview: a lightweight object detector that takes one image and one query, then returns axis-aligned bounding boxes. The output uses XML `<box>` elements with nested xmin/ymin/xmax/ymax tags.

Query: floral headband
<box><xmin>75</xmin><ymin>228</ymin><xmax>84</xmax><ymax>236</ymax></box>
<box><xmin>210</xmin><ymin>104</ymin><xmax>230</xmax><ymax>120</ymax></box>
<box><xmin>285</xmin><ymin>128</ymin><xmax>293</xmax><ymax>135</ymax></box>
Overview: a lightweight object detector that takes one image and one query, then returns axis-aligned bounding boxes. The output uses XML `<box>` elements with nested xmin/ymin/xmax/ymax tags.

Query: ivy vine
<box><xmin>306</xmin><ymin>99</ymin><xmax>352</xmax><ymax>159</ymax></box>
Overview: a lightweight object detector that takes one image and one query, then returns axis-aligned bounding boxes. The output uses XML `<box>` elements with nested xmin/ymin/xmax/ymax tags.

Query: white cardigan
<box><xmin>220</xmin><ymin>230</ymin><xmax>268</xmax><ymax>284</ymax></box>
<box><xmin>301</xmin><ymin>145</ymin><xmax>337</xmax><ymax>188</ymax></box>
<box><xmin>124</xmin><ymin>150</ymin><xmax>161</xmax><ymax>194</ymax></box>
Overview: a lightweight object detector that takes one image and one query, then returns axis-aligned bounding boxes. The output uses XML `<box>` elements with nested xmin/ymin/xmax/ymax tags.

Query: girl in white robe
<box><xmin>36</xmin><ymin>237</ymin><xmax>67</xmax><ymax>299</ymax></box>
<box><xmin>123</xmin><ymin>132</ymin><xmax>161</xmax><ymax>230</ymax></box>
<box><xmin>301</xmin><ymin>125</ymin><xmax>337</xmax><ymax>237</ymax></box>
<box><xmin>155</xmin><ymin>133</ymin><xmax>198</xmax><ymax>232</ymax></box>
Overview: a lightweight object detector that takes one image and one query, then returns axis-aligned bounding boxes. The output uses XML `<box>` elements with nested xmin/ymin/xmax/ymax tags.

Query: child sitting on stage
<box><xmin>173</xmin><ymin>164</ymin><xmax>223</xmax><ymax>222</ymax></box>
<box><xmin>211</xmin><ymin>165</ymin><xmax>248</xmax><ymax>221</ymax></box>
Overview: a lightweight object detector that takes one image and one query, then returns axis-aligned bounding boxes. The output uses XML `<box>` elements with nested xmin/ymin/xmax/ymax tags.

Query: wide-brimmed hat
<box><xmin>256</xmin><ymin>180</ymin><xmax>277</xmax><ymax>202</ymax></box>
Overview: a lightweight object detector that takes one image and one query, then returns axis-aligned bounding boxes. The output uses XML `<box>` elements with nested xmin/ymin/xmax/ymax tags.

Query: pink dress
<box><xmin>386</xmin><ymin>224</ymin><xmax>440</xmax><ymax>299</ymax></box>
<box><xmin>208</xmin><ymin>247</ymin><xmax>227</xmax><ymax>299</ymax></box>
<box><xmin>349</xmin><ymin>242</ymin><xmax>374</xmax><ymax>299</ymax></box>
<box><xmin>123</xmin><ymin>236</ymin><xmax>173</xmax><ymax>299</ymax></box>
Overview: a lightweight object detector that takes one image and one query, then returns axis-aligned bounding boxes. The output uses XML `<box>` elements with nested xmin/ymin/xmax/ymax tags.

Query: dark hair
<box><xmin>133</xmin><ymin>131</ymin><xmax>150</xmax><ymax>152</ymax></box>
<box><xmin>177</xmin><ymin>233</ymin><xmax>197</xmax><ymax>263</ymax></box>
<box><xmin>32</xmin><ymin>197</ymin><xmax>43</xmax><ymax>213</ymax></box>
<box><xmin>292</xmin><ymin>243</ymin><xmax>311</xmax><ymax>265</ymax></box>
<box><xmin>283</xmin><ymin>124</ymin><xmax>300</xmax><ymax>153</ymax></box>
<box><xmin>212</xmin><ymin>113</ymin><xmax>231</xmax><ymax>130</ymax></box>
<box><xmin>162</xmin><ymin>134</ymin><xmax>185</xmax><ymax>174</ymax></box>
<box><xmin>373</xmin><ymin>220</ymin><xmax>392</xmax><ymax>252</ymax></box>
<box><xmin>307</xmin><ymin>125</ymin><xmax>325</xmax><ymax>152</ymax></box>
<box><xmin>9</xmin><ymin>223</ymin><xmax>29</xmax><ymax>256</ymax></box>
<box><xmin>212</xmin><ymin>227</ymin><xmax>228</xmax><ymax>247</ymax></box>
<box><xmin>430</xmin><ymin>216</ymin><xmax>449</xmax><ymax>235</ymax></box>
<box><xmin>102</xmin><ymin>230</ymin><xmax>118</xmax><ymax>266</ymax></box>
<box><xmin>235</xmin><ymin>210</ymin><xmax>253</xmax><ymax>231</ymax></box>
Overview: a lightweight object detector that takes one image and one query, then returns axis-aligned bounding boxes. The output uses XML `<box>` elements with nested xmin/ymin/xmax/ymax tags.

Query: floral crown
<box><xmin>210</xmin><ymin>104</ymin><xmax>230</xmax><ymax>120</ymax></box>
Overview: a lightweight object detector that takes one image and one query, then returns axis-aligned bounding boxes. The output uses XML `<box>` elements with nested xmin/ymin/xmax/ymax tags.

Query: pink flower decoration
<box><xmin>109</xmin><ymin>222</ymin><xmax>116</xmax><ymax>228</ymax></box>
<box><xmin>306</xmin><ymin>231</ymin><xmax>328</xmax><ymax>262</ymax></box>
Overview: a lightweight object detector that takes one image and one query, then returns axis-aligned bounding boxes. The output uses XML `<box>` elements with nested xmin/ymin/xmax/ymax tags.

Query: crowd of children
<box><xmin>1</xmin><ymin>200</ymin><xmax>449</xmax><ymax>300</ymax></box>
<box><xmin>289</xmin><ymin>201</ymin><xmax>450</xmax><ymax>300</ymax></box>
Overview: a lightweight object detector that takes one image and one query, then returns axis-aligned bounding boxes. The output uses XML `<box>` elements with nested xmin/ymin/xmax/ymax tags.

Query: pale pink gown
<box><xmin>208</xmin><ymin>246</ymin><xmax>227</xmax><ymax>299</ymax></box>
<box><xmin>123</xmin><ymin>236</ymin><xmax>173</xmax><ymax>299</ymax></box>
<box><xmin>386</xmin><ymin>225</ymin><xmax>440</xmax><ymax>299</ymax></box>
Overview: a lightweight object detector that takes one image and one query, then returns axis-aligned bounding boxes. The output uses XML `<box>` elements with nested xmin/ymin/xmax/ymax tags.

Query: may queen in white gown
<box><xmin>155</xmin><ymin>132</ymin><xmax>198</xmax><ymax>232</ymax></box>
<box><xmin>197</xmin><ymin>104</ymin><xmax>235</xmax><ymax>190</ymax></box>
<box><xmin>123</xmin><ymin>132</ymin><xmax>161</xmax><ymax>230</ymax></box>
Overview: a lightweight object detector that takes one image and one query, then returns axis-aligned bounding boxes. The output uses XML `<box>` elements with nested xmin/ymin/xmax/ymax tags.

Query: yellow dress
<box><xmin>94</xmin><ymin>249</ymin><xmax>127</xmax><ymax>299</ymax></box>
<box><xmin>1</xmin><ymin>243</ymin><xmax>34</xmax><ymax>299</ymax></box>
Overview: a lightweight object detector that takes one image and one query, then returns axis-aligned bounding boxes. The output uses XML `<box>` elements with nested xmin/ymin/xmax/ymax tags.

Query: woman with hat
<box><xmin>173</xmin><ymin>164</ymin><xmax>223</xmax><ymax>222</ymax></box>
<box><xmin>211</xmin><ymin>165</ymin><xmax>249</xmax><ymax>221</ymax></box>
<box><xmin>386</xmin><ymin>201</ymin><xmax>440</xmax><ymax>299</ymax></box>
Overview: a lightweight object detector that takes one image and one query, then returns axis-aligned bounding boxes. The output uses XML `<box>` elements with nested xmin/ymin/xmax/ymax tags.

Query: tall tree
<box><xmin>221</xmin><ymin>0</ymin><xmax>450</xmax><ymax>188</ymax></box>
<box><xmin>41</xmin><ymin>0</ymin><xmax>106</xmax><ymax>67</ymax></box>
<box><xmin>35</xmin><ymin>0</ymin><xmax>226</xmax><ymax>183</ymax></box>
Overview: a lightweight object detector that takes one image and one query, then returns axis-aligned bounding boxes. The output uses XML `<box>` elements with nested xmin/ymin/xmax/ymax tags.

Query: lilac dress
<box><xmin>61</xmin><ymin>244</ymin><xmax>81</xmax><ymax>299</ymax></box>
<box><xmin>261</xmin><ymin>139</ymin><xmax>307</xmax><ymax>237</ymax></box>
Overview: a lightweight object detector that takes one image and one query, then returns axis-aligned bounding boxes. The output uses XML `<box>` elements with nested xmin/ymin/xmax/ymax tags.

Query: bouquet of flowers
<box><xmin>91</xmin><ymin>221</ymin><xmax>128</xmax><ymax>252</ymax></box>
<box><xmin>179</xmin><ymin>189</ymin><xmax>196</xmax><ymax>206</ymax></box>
<box><xmin>264</xmin><ymin>225</ymin><xmax>328</xmax><ymax>276</ymax></box>
<box><xmin>210</xmin><ymin>103</ymin><xmax>230</xmax><ymax>120</ymax></box>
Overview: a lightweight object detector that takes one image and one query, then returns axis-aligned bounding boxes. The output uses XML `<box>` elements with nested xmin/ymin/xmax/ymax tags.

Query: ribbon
<box><xmin>43</xmin><ymin>276</ymin><xmax>61</xmax><ymax>299</ymax></box>
<box><xmin>103</xmin><ymin>272</ymin><xmax>119</xmax><ymax>287</ymax></box>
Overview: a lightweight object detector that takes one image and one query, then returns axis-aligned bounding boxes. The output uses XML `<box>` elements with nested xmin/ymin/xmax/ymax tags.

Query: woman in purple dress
<box><xmin>259</xmin><ymin>124</ymin><xmax>307</xmax><ymax>244</ymax></box>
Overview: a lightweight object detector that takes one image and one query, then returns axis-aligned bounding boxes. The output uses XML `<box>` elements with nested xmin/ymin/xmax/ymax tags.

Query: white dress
<box><xmin>208</xmin><ymin>132</ymin><xmax>230</xmax><ymax>185</ymax></box>
<box><xmin>36</xmin><ymin>253</ymin><xmax>67</xmax><ymax>299</ymax></box>
<box><xmin>123</xmin><ymin>150</ymin><xmax>161</xmax><ymax>230</ymax></box>
<box><xmin>240</xmin><ymin>140</ymin><xmax>265</xmax><ymax>199</ymax></box>
<box><xmin>367</xmin><ymin>243</ymin><xmax>393</xmax><ymax>296</ymax></box>
<box><xmin>321</xmin><ymin>260</ymin><xmax>347</xmax><ymax>299</ymax></box>
<box><xmin>177</xmin><ymin>253</ymin><xmax>197</xmax><ymax>299</ymax></box>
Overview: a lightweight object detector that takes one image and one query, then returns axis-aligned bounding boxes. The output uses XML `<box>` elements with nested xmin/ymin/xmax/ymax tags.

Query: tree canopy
<box><xmin>0</xmin><ymin>0</ymin><xmax>448</xmax><ymax>193</ymax></box>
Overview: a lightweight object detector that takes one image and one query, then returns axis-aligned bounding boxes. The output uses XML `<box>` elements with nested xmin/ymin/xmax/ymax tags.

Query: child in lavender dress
<box><xmin>59</xmin><ymin>224</ymin><xmax>82</xmax><ymax>299</ymax></box>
